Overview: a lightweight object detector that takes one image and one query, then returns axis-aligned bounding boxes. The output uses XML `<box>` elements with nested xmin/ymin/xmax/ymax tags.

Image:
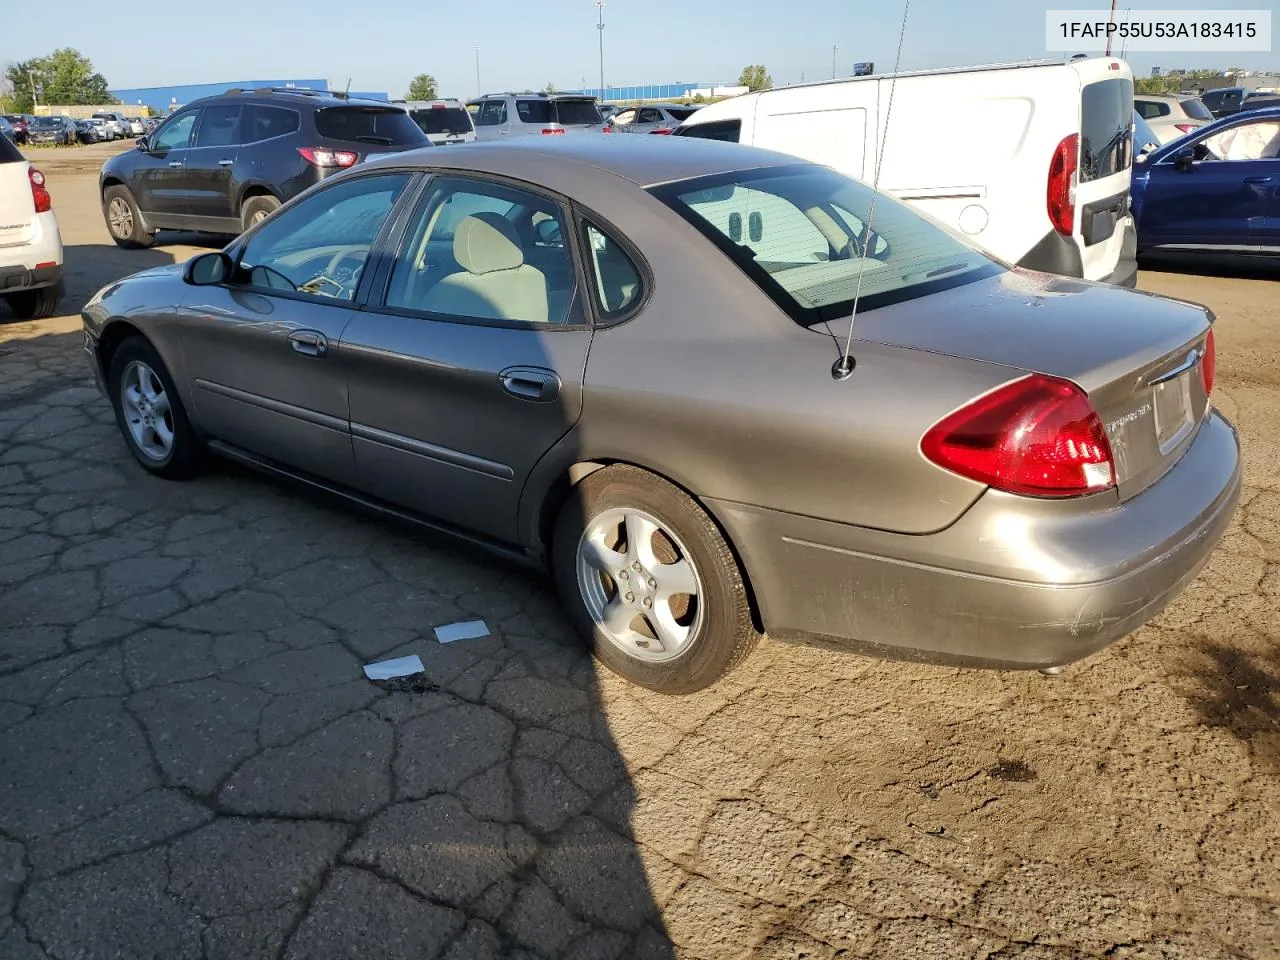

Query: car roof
<box><xmin>363</xmin><ymin>134</ymin><xmax>803</xmax><ymax>187</ymax></box>
<box><xmin>212</xmin><ymin>88</ymin><xmax>393</xmax><ymax>109</ymax></box>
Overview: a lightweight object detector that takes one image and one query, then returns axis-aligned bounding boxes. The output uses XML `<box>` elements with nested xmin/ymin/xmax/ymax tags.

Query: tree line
<box><xmin>3</xmin><ymin>49</ymin><xmax>115</xmax><ymax>113</ymax></box>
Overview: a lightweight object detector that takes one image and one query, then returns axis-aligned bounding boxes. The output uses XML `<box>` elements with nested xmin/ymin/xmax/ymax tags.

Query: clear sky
<box><xmin>4</xmin><ymin>0</ymin><xmax>1277</xmax><ymax>98</ymax></box>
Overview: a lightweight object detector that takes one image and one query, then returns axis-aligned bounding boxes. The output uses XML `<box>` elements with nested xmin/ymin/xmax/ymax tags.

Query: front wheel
<box><xmin>552</xmin><ymin>465</ymin><xmax>760</xmax><ymax>694</ymax></box>
<box><xmin>108</xmin><ymin>337</ymin><xmax>203</xmax><ymax>479</ymax></box>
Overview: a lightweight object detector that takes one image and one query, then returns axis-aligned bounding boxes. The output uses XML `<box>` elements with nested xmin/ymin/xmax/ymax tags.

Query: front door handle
<box><xmin>168</xmin><ymin>161</ymin><xmax>183</xmax><ymax>168</ymax></box>
<box><xmin>499</xmin><ymin>366</ymin><xmax>560</xmax><ymax>402</ymax></box>
<box><xmin>1242</xmin><ymin>175</ymin><xmax>1272</xmax><ymax>183</ymax></box>
<box><xmin>288</xmin><ymin>330</ymin><xmax>329</xmax><ymax>358</ymax></box>
<box><xmin>218</xmin><ymin>159</ymin><xmax>234</xmax><ymax>167</ymax></box>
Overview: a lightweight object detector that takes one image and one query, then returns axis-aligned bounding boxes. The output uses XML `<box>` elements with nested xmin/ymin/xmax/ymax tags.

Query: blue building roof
<box><xmin>110</xmin><ymin>79</ymin><xmax>390</xmax><ymax>111</ymax></box>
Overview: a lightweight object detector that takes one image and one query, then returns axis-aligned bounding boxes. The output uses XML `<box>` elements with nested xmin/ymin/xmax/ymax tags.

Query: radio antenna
<box><xmin>833</xmin><ymin>0</ymin><xmax>912</xmax><ymax>381</ymax></box>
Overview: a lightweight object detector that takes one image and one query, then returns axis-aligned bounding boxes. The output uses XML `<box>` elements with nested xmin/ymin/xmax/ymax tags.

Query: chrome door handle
<box><xmin>168</xmin><ymin>161</ymin><xmax>183</xmax><ymax>167</ymax></box>
<box><xmin>499</xmin><ymin>366</ymin><xmax>560</xmax><ymax>402</ymax></box>
<box><xmin>1242</xmin><ymin>175</ymin><xmax>1272</xmax><ymax>183</ymax></box>
<box><xmin>288</xmin><ymin>330</ymin><xmax>329</xmax><ymax>358</ymax></box>
<box><xmin>218</xmin><ymin>159</ymin><xmax>234</xmax><ymax>166</ymax></box>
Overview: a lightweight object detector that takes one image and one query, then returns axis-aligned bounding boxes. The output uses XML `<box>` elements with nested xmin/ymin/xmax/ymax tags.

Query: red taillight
<box><xmin>921</xmin><ymin>374</ymin><xmax>1116</xmax><ymax>498</ymax></box>
<box><xmin>541</xmin><ymin>128</ymin><xmax>566</xmax><ymax>136</ymax></box>
<box><xmin>29</xmin><ymin>167</ymin><xmax>51</xmax><ymax>213</ymax></box>
<box><xmin>1174</xmin><ymin>123</ymin><xmax>1198</xmax><ymax>133</ymax></box>
<box><xmin>297</xmin><ymin>147</ymin><xmax>359</xmax><ymax>168</ymax></box>
<box><xmin>1201</xmin><ymin>329</ymin><xmax>1216</xmax><ymax>396</ymax></box>
<box><xmin>1047</xmin><ymin>134</ymin><xmax>1078</xmax><ymax>235</ymax></box>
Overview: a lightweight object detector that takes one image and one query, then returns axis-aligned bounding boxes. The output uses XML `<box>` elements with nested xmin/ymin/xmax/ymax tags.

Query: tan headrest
<box><xmin>454</xmin><ymin>213</ymin><xmax>524</xmax><ymax>274</ymax></box>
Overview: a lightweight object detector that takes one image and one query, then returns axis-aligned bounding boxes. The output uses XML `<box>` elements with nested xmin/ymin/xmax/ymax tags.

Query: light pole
<box><xmin>596</xmin><ymin>0</ymin><xmax>606</xmax><ymax>104</ymax></box>
<box><xmin>1105</xmin><ymin>0</ymin><xmax>1118</xmax><ymax>55</ymax></box>
<box><xmin>475</xmin><ymin>46</ymin><xmax>481</xmax><ymax>97</ymax></box>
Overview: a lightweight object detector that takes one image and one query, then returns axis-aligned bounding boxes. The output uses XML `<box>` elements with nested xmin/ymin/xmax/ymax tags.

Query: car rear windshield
<box><xmin>314</xmin><ymin>106</ymin><xmax>428</xmax><ymax>146</ymax></box>
<box><xmin>0</xmin><ymin>134</ymin><xmax>22</xmax><ymax>164</ymax></box>
<box><xmin>666</xmin><ymin>107</ymin><xmax>697</xmax><ymax>121</ymax></box>
<box><xmin>653</xmin><ymin>165</ymin><xmax>1003</xmax><ymax>322</ymax></box>
<box><xmin>32</xmin><ymin>117</ymin><xmax>63</xmax><ymax>128</ymax></box>
<box><xmin>1180</xmin><ymin>98</ymin><xmax>1213</xmax><ymax>120</ymax></box>
<box><xmin>410</xmin><ymin>107</ymin><xmax>472</xmax><ymax>135</ymax></box>
<box><xmin>1080</xmin><ymin>77</ymin><xmax>1134</xmax><ymax>182</ymax></box>
<box><xmin>674</xmin><ymin>119</ymin><xmax>742</xmax><ymax>142</ymax></box>
<box><xmin>516</xmin><ymin>98</ymin><xmax>601</xmax><ymax>125</ymax></box>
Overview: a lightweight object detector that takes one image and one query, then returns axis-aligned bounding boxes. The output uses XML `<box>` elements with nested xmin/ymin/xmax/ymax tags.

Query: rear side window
<box><xmin>314</xmin><ymin>107</ymin><xmax>427</xmax><ymax>146</ymax></box>
<box><xmin>517</xmin><ymin>100</ymin><xmax>553</xmax><ymax>124</ymax></box>
<box><xmin>1080</xmin><ymin>77</ymin><xmax>1133</xmax><ymax>182</ymax></box>
<box><xmin>194</xmin><ymin>105</ymin><xmax>242</xmax><ymax>148</ymax></box>
<box><xmin>675</xmin><ymin>119</ymin><xmax>742</xmax><ymax>142</ymax></box>
<box><xmin>410</xmin><ymin>107</ymin><xmax>473</xmax><ymax>135</ymax></box>
<box><xmin>1180</xmin><ymin>98</ymin><xmax>1213</xmax><ymax>121</ymax></box>
<box><xmin>245</xmin><ymin>105</ymin><xmax>301</xmax><ymax>142</ymax></box>
<box><xmin>584</xmin><ymin>224</ymin><xmax>643</xmax><ymax>319</ymax></box>
<box><xmin>638</xmin><ymin>108</ymin><xmax>664</xmax><ymax>123</ymax></box>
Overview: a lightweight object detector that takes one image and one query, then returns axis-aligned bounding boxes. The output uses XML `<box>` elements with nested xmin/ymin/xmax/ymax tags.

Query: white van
<box><xmin>675</xmin><ymin>58</ymin><xmax>1138</xmax><ymax>287</ymax></box>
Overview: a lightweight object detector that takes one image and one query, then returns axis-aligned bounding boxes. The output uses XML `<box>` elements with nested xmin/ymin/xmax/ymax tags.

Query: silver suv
<box><xmin>466</xmin><ymin>92</ymin><xmax>604</xmax><ymax>141</ymax></box>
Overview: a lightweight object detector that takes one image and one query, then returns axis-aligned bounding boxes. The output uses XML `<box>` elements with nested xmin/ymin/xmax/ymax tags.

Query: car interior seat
<box><xmin>419</xmin><ymin>213</ymin><xmax>550</xmax><ymax>323</ymax></box>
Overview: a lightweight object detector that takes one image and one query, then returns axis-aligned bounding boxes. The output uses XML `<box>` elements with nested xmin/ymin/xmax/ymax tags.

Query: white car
<box><xmin>0</xmin><ymin>134</ymin><xmax>63</xmax><ymax>319</ymax></box>
<box><xmin>1134</xmin><ymin>94</ymin><xmax>1214</xmax><ymax>144</ymax></box>
<box><xmin>126</xmin><ymin>117</ymin><xmax>146</xmax><ymax>137</ymax></box>
<box><xmin>91</xmin><ymin>112</ymin><xmax>127</xmax><ymax>140</ymax></box>
<box><xmin>400</xmin><ymin>98</ymin><xmax>477</xmax><ymax>145</ymax></box>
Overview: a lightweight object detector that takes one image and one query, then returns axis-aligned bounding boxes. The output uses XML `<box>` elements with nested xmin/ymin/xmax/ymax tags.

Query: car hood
<box><xmin>839</xmin><ymin>268</ymin><xmax>1210</xmax><ymax>393</ymax></box>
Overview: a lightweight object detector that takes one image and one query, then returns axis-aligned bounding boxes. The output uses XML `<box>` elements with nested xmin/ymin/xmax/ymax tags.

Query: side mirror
<box><xmin>184</xmin><ymin>251</ymin><xmax>233</xmax><ymax>286</ymax></box>
<box><xmin>135</xmin><ymin>136</ymin><xmax>148</xmax><ymax>151</ymax></box>
<box><xmin>1174</xmin><ymin>146</ymin><xmax>1195</xmax><ymax>170</ymax></box>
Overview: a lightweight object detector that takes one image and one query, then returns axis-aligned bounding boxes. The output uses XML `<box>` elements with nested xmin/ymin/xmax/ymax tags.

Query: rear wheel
<box><xmin>552</xmin><ymin>465</ymin><xmax>760</xmax><ymax>694</ymax></box>
<box><xmin>108</xmin><ymin>337</ymin><xmax>203</xmax><ymax>479</ymax></box>
<box><xmin>3</xmin><ymin>284</ymin><xmax>61</xmax><ymax>321</ymax></box>
<box><xmin>241</xmin><ymin>195</ymin><xmax>281</xmax><ymax>232</ymax></box>
<box><xmin>103</xmin><ymin>186</ymin><xmax>156</xmax><ymax>249</ymax></box>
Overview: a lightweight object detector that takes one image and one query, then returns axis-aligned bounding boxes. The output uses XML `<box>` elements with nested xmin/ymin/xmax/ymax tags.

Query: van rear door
<box><xmin>1070</xmin><ymin>60</ymin><xmax>1135</xmax><ymax>283</ymax></box>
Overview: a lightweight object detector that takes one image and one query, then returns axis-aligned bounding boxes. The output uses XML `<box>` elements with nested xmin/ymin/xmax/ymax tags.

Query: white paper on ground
<box><xmin>434</xmin><ymin>620</ymin><xmax>490</xmax><ymax>643</ymax></box>
<box><xmin>363</xmin><ymin>655</ymin><xmax>425</xmax><ymax>681</ymax></box>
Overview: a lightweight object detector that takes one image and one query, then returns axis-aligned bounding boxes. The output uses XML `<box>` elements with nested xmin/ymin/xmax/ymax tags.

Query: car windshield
<box><xmin>314</xmin><ymin>106</ymin><xmax>427</xmax><ymax>146</ymax></box>
<box><xmin>654</xmin><ymin>165</ymin><xmax>1002</xmax><ymax>321</ymax></box>
<box><xmin>1181</xmin><ymin>98</ymin><xmax>1213</xmax><ymax>120</ymax></box>
<box><xmin>32</xmin><ymin>117</ymin><xmax>62</xmax><ymax>128</ymax></box>
<box><xmin>410</xmin><ymin>107</ymin><xmax>472</xmax><ymax>135</ymax></box>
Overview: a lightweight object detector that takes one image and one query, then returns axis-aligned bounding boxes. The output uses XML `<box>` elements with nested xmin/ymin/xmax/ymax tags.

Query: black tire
<box><xmin>241</xmin><ymin>195</ymin><xmax>281</xmax><ymax>233</ymax></box>
<box><xmin>108</xmin><ymin>337</ymin><xmax>203</xmax><ymax>480</ymax></box>
<box><xmin>4</xmin><ymin>284</ymin><xmax>61</xmax><ymax>321</ymax></box>
<box><xmin>103</xmin><ymin>185</ymin><xmax>156</xmax><ymax>249</ymax></box>
<box><xmin>552</xmin><ymin>465</ymin><xmax>760</xmax><ymax>694</ymax></box>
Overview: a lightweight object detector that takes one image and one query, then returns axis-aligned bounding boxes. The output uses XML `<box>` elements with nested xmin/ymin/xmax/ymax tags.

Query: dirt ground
<box><xmin>0</xmin><ymin>140</ymin><xmax>1276</xmax><ymax>959</ymax></box>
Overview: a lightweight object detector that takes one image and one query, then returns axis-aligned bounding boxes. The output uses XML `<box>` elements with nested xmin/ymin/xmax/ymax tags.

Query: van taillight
<box><xmin>541</xmin><ymin>128</ymin><xmax>566</xmax><ymax>135</ymax></box>
<box><xmin>29</xmin><ymin>168</ymin><xmax>51</xmax><ymax>213</ymax></box>
<box><xmin>1047</xmin><ymin>134</ymin><xmax>1078</xmax><ymax>235</ymax></box>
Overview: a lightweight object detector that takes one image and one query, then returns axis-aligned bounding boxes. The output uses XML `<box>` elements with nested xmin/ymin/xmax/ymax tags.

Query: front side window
<box><xmin>1201</xmin><ymin>119</ymin><xmax>1280</xmax><ymax>161</ymax></box>
<box><xmin>151</xmin><ymin>111</ymin><xmax>197</xmax><ymax>152</ymax></box>
<box><xmin>612</xmin><ymin>109</ymin><xmax>637</xmax><ymax>125</ymax></box>
<box><xmin>654</xmin><ymin>165</ymin><xmax>1002</xmax><ymax>322</ymax></box>
<box><xmin>385</xmin><ymin>178</ymin><xmax>576</xmax><ymax>325</ymax></box>
<box><xmin>237</xmin><ymin>173</ymin><xmax>411</xmax><ymax>301</ymax></box>
<box><xmin>194</xmin><ymin>105</ymin><xmax>242</xmax><ymax>148</ymax></box>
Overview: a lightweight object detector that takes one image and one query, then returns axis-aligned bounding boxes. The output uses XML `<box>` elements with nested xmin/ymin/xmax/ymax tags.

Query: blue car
<box><xmin>1131</xmin><ymin>105</ymin><xmax>1280</xmax><ymax>256</ymax></box>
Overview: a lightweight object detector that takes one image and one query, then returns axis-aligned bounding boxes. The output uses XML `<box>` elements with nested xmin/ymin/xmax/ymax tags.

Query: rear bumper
<box><xmin>0</xmin><ymin>262</ymin><xmax>62</xmax><ymax>294</ymax></box>
<box><xmin>1016</xmin><ymin>218</ymin><xmax>1138</xmax><ymax>288</ymax></box>
<box><xmin>707</xmin><ymin>411</ymin><xmax>1241</xmax><ymax>670</ymax></box>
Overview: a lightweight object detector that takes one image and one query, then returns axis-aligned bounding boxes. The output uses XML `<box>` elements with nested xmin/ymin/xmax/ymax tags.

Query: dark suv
<box><xmin>99</xmin><ymin>88</ymin><xmax>429</xmax><ymax>248</ymax></box>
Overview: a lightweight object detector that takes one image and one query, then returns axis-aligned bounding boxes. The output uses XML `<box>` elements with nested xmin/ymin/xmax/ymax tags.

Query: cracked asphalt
<box><xmin>0</xmin><ymin>142</ymin><xmax>1277</xmax><ymax>960</ymax></box>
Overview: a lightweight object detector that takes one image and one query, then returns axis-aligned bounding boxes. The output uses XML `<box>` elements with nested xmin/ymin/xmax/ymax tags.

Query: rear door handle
<box><xmin>499</xmin><ymin>366</ymin><xmax>560</xmax><ymax>402</ymax></box>
<box><xmin>1243</xmin><ymin>176</ymin><xmax>1272</xmax><ymax>183</ymax></box>
<box><xmin>218</xmin><ymin>159</ymin><xmax>234</xmax><ymax>167</ymax></box>
<box><xmin>168</xmin><ymin>161</ymin><xmax>183</xmax><ymax>167</ymax></box>
<box><xmin>288</xmin><ymin>330</ymin><xmax>328</xmax><ymax>358</ymax></box>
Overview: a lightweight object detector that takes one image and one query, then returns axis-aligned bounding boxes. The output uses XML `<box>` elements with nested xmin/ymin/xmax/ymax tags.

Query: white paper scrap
<box><xmin>434</xmin><ymin>620</ymin><xmax>490</xmax><ymax>644</ymax></box>
<box><xmin>363</xmin><ymin>655</ymin><xmax>425</xmax><ymax>681</ymax></box>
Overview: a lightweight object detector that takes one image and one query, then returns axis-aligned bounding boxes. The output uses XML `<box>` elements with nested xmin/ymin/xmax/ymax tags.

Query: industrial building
<box><xmin>561</xmin><ymin>80</ymin><xmax>747</xmax><ymax>103</ymax></box>
<box><xmin>108</xmin><ymin>79</ymin><xmax>391</xmax><ymax>114</ymax></box>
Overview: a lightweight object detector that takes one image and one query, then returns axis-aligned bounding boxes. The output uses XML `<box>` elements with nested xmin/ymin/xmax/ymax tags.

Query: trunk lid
<box><xmin>0</xmin><ymin>158</ymin><xmax>36</xmax><ymax>248</ymax></box>
<box><xmin>845</xmin><ymin>268</ymin><xmax>1213</xmax><ymax>501</ymax></box>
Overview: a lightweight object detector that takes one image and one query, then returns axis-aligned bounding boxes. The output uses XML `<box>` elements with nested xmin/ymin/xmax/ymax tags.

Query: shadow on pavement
<box><xmin>0</xmin><ymin>261</ymin><xmax>678</xmax><ymax>957</ymax></box>
<box><xmin>1138</xmin><ymin>251</ymin><xmax>1280</xmax><ymax>282</ymax></box>
<box><xmin>1179</xmin><ymin>639</ymin><xmax>1280</xmax><ymax>775</ymax></box>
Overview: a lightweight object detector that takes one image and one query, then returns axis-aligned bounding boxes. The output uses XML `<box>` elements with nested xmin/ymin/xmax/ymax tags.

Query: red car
<box><xmin>0</xmin><ymin>115</ymin><xmax>29</xmax><ymax>145</ymax></box>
